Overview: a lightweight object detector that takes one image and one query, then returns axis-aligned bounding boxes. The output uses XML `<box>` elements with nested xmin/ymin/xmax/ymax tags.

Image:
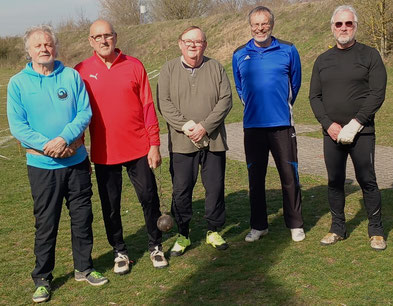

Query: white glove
<box><xmin>337</xmin><ymin>119</ymin><xmax>363</xmax><ymax>144</ymax></box>
<box><xmin>182</xmin><ymin>120</ymin><xmax>209</xmax><ymax>149</ymax></box>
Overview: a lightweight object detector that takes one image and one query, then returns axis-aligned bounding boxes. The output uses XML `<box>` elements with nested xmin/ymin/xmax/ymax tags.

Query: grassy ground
<box><xmin>1</xmin><ymin>138</ymin><xmax>393</xmax><ymax>305</ymax></box>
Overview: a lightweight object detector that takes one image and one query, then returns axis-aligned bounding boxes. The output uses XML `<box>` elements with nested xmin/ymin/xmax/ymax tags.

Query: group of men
<box><xmin>6</xmin><ymin>4</ymin><xmax>387</xmax><ymax>304</ymax></box>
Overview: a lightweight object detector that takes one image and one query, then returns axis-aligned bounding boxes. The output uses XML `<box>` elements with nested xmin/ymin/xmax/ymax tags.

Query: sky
<box><xmin>0</xmin><ymin>0</ymin><xmax>101</xmax><ymax>37</ymax></box>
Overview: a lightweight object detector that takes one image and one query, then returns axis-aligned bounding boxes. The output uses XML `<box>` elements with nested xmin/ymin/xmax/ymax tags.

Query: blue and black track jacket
<box><xmin>232</xmin><ymin>37</ymin><xmax>301</xmax><ymax>128</ymax></box>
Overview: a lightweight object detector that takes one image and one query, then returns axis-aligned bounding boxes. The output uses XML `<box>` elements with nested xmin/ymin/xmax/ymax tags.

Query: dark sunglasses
<box><xmin>334</xmin><ymin>21</ymin><xmax>355</xmax><ymax>28</ymax></box>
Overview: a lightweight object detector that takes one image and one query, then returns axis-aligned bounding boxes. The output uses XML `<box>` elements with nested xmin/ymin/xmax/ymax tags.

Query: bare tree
<box><xmin>150</xmin><ymin>0</ymin><xmax>212</xmax><ymax>21</ymax></box>
<box><xmin>100</xmin><ymin>0</ymin><xmax>141</xmax><ymax>25</ymax></box>
<box><xmin>358</xmin><ymin>0</ymin><xmax>393</xmax><ymax>59</ymax></box>
<box><xmin>209</xmin><ymin>0</ymin><xmax>247</xmax><ymax>13</ymax></box>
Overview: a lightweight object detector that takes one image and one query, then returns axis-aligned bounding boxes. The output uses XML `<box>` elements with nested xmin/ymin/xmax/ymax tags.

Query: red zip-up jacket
<box><xmin>75</xmin><ymin>49</ymin><xmax>160</xmax><ymax>164</ymax></box>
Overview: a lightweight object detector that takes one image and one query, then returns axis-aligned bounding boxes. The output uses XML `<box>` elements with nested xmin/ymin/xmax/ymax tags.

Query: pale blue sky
<box><xmin>0</xmin><ymin>0</ymin><xmax>100</xmax><ymax>37</ymax></box>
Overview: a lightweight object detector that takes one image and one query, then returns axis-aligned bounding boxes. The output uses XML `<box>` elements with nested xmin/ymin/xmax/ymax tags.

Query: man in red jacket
<box><xmin>75</xmin><ymin>19</ymin><xmax>168</xmax><ymax>273</ymax></box>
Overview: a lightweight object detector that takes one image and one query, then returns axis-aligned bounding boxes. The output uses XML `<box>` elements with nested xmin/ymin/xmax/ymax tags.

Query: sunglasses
<box><xmin>334</xmin><ymin>21</ymin><xmax>355</xmax><ymax>28</ymax></box>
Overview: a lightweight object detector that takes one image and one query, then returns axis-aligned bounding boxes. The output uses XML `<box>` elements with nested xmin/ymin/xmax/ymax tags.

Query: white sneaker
<box><xmin>150</xmin><ymin>246</ymin><xmax>168</xmax><ymax>269</ymax></box>
<box><xmin>290</xmin><ymin>228</ymin><xmax>305</xmax><ymax>242</ymax></box>
<box><xmin>114</xmin><ymin>253</ymin><xmax>130</xmax><ymax>275</ymax></box>
<box><xmin>245</xmin><ymin>228</ymin><xmax>268</xmax><ymax>242</ymax></box>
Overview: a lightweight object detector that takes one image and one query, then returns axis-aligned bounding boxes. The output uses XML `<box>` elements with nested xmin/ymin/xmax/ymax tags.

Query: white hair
<box><xmin>331</xmin><ymin>5</ymin><xmax>358</xmax><ymax>24</ymax></box>
<box><xmin>23</xmin><ymin>25</ymin><xmax>58</xmax><ymax>59</ymax></box>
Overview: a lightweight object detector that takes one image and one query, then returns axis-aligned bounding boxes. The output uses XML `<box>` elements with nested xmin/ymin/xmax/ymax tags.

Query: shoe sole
<box><xmin>114</xmin><ymin>269</ymin><xmax>130</xmax><ymax>275</ymax></box>
<box><xmin>372</xmin><ymin>248</ymin><xmax>386</xmax><ymax>251</ymax></box>
<box><xmin>320</xmin><ymin>239</ymin><xmax>343</xmax><ymax>246</ymax></box>
<box><xmin>75</xmin><ymin>277</ymin><xmax>108</xmax><ymax>286</ymax></box>
<box><xmin>153</xmin><ymin>263</ymin><xmax>169</xmax><ymax>269</ymax></box>
<box><xmin>32</xmin><ymin>296</ymin><xmax>50</xmax><ymax>303</ymax></box>
<box><xmin>245</xmin><ymin>231</ymin><xmax>269</xmax><ymax>242</ymax></box>
<box><xmin>371</xmin><ymin>246</ymin><xmax>387</xmax><ymax>251</ymax></box>
<box><xmin>292</xmin><ymin>236</ymin><xmax>306</xmax><ymax>242</ymax></box>
<box><xmin>245</xmin><ymin>237</ymin><xmax>260</xmax><ymax>242</ymax></box>
<box><xmin>207</xmin><ymin>242</ymin><xmax>229</xmax><ymax>250</ymax></box>
<box><xmin>215</xmin><ymin>243</ymin><xmax>229</xmax><ymax>250</ymax></box>
<box><xmin>170</xmin><ymin>251</ymin><xmax>185</xmax><ymax>257</ymax></box>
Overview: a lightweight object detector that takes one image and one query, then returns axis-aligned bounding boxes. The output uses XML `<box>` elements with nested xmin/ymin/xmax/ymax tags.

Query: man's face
<box><xmin>89</xmin><ymin>21</ymin><xmax>117</xmax><ymax>59</ymax></box>
<box><xmin>178</xmin><ymin>29</ymin><xmax>206</xmax><ymax>64</ymax></box>
<box><xmin>27</xmin><ymin>31</ymin><xmax>56</xmax><ymax>66</ymax></box>
<box><xmin>250</xmin><ymin>11</ymin><xmax>273</xmax><ymax>46</ymax></box>
<box><xmin>331</xmin><ymin>10</ymin><xmax>357</xmax><ymax>47</ymax></box>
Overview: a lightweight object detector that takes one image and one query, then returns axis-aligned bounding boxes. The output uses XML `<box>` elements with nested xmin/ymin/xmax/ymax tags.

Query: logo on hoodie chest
<box><xmin>57</xmin><ymin>88</ymin><xmax>69</xmax><ymax>101</ymax></box>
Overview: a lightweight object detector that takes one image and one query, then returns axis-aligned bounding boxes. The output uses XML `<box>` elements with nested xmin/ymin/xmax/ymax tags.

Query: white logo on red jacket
<box><xmin>89</xmin><ymin>73</ymin><xmax>98</xmax><ymax>80</ymax></box>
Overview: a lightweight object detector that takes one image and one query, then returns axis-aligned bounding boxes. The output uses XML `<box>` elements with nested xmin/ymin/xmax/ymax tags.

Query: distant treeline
<box><xmin>0</xmin><ymin>37</ymin><xmax>25</xmax><ymax>68</ymax></box>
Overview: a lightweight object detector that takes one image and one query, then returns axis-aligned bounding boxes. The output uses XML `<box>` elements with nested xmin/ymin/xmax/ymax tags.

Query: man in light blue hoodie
<box><xmin>7</xmin><ymin>25</ymin><xmax>107</xmax><ymax>303</ymax></box>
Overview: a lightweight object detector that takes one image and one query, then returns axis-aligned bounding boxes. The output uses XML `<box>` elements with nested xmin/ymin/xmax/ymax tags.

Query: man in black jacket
<box><xmin>309</xmin><ymin>5</ymin><xmax>387</xmax><ymax>250</ymax></box>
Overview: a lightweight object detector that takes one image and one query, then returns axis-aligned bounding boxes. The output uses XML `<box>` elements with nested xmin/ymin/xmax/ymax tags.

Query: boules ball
<box><xmin>157</xmin><ymin>214</ymin><xmax>174</xmax><ymax>232</ymax></box>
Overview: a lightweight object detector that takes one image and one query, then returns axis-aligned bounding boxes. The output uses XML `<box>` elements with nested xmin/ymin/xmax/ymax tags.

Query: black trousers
<box><xmin>170</xmin><ymin>151</ymin><xmax>226</xmax><ymax>237</ymax></box>
<box><xmin>27</xmin><ymin>158</ymin><xmax>94</xmax><ymax>288</ymax></box>
<box><xmin>95</xmin><ymin>155</ymin><xmax>162</xmax><ymax>254</ymax></box>
<box><xmin>324</xmin><ymin>134</ymin><xmax>383</xmax><ymax>237</ymax></box>
<box><xmin>244</xmin><ymin>127</ymin><xmax>303</xmax><ymax>230</ymax></box>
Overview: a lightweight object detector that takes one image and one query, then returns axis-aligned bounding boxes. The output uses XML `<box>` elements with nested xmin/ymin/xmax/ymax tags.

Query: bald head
<box><xmin>88</xmin><ymin>19</ymin><xmax>118</xmax><ymax>63</ymax></box>
<box><xmin>89</xmin><ymin>19</ymin><xmax>115</xmax><ymax>37</ymax></box>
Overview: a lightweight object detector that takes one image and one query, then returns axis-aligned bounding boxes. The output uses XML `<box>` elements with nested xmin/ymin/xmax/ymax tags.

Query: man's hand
<box><xmin>58</xmin><ymin>147</ymin><xmax>76</xmax><ymax>158</ymax></box>
<box><xmin>147</xmin><ymin>145</ymin><xmax>161</xmax><ymax>169</ymax></box>
<box><xmin>188</xmin><ymin>123</ymin><xmax>207</xmax><ymax>142</ymax></box>
<box><xmin>327</xmin><ymin>122</ymin><xmax>342</xmax><ymax>141</ymax></box>
<box><xmin>43</xmin><ymin>137</ymin><xmax>67</xmax><ymax>158</ymax></box>
<box><xmin>337</xmin><ymin>119</ymin><xmax>363</xmax><ymax>144</ymax></box>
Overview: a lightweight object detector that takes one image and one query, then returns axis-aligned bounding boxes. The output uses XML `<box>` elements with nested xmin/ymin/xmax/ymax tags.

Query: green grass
<box><xmin>2</xmin><ymin>137</ymin><xmax>393</xmax><ymax>305</ymax></box>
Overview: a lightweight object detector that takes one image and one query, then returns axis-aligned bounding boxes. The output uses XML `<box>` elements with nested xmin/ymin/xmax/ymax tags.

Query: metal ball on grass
<box><xmin>157</xmin><ymin>213</ymin><xmax>174</xmax><ymax>232</ymax></box>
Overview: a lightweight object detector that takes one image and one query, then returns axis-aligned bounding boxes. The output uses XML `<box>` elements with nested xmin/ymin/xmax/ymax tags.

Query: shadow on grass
<box><xmin>380</xmin><ymin>188</ymin><xmax>393</xmax><ymax>240</ymax></box>
<box><xmin>152</xmin><ymin>182</ymin><xmax>348</xmax><ymax>304</ymax></box>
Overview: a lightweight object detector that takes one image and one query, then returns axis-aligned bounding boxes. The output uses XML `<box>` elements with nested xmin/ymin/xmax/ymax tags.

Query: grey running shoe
<box><xmin>245</xmin><ymin>228</ymin><xmax>268</xmax><ymax>242</ymax></box>
<box><xmin>75</xmin><ymin>270</ymin><xmax>108</xmax><ymax>286</ymax></box>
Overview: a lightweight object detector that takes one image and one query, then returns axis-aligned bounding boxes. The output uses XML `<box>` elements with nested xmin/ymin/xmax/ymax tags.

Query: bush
<box><xmin>0</xmin><ymin>37</ymin><xmax>25</xmax><ymax>68</ymax></box>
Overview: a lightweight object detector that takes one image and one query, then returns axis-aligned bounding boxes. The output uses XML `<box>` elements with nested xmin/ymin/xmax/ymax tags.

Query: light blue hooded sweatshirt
<box><xmin>7</xmin><ymin>60</ymin><xmax>92</xmax><ymax>169</ymax></box>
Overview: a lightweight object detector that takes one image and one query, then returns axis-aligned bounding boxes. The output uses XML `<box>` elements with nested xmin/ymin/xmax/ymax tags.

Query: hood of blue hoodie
<box><xmin>23</xmin><ymin>60</ymin><xmax>64</xmax><ymax>77</ymax></box>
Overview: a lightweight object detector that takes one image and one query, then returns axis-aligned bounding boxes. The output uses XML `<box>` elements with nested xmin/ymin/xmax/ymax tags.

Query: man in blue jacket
<box><xmin>7</xmin><ymin>25</ymin><xmax>107</xmax><ymax>303</ymax></box>
<box><xmin>232</xmin><ymin>6</ymin><xmax>305</xmax><ymax>243</ymax></box>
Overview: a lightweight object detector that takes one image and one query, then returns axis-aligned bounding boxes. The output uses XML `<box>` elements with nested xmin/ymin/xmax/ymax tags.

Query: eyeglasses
<box><xmin>90</xmin><ymin>33</ymin><xmax>115</xmax><ymax>42</ymax></box>
<box><xmin>181</xmin><ymin>39</ymin><xmax>205</xmax><ymax>47</ymax></box>
<box><xmin>334</xmin><ymin>21</ymin><xmax>355</xmax><ymax>28</ymax></box>
<box><xmin>251</xmin><ymin>22</ymin><xmax>271</xmax><ymax>30</ymax></box>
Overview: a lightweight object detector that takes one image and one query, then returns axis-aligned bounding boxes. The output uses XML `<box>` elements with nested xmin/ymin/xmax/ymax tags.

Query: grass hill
<box><xmin>1</xmin><ymin>0</ymin><xmax>392</xmax><ymax>143</ymax></box>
